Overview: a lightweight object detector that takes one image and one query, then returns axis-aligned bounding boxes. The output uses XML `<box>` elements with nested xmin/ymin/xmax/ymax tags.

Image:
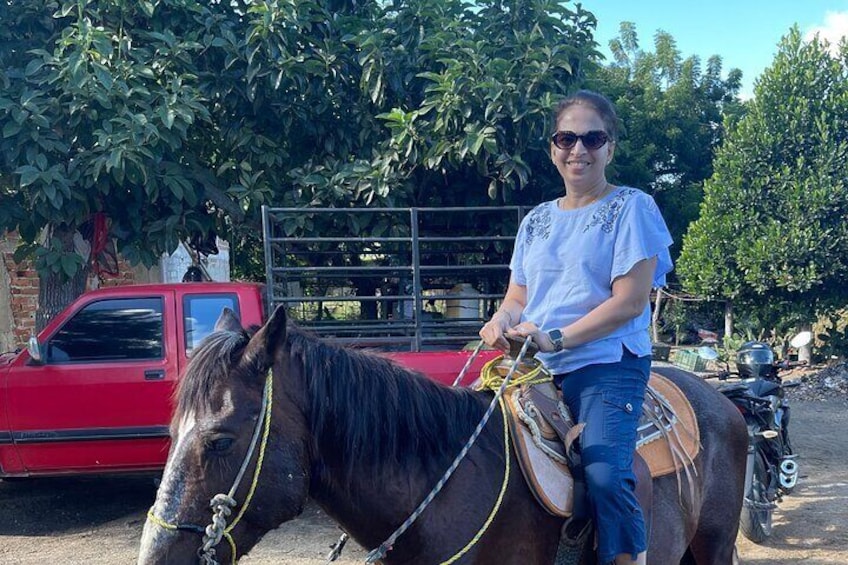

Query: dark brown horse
<box><xmin>138</xmin><ymin>306</ymin><xmax>747</xmax><ymax>564</ymax></box>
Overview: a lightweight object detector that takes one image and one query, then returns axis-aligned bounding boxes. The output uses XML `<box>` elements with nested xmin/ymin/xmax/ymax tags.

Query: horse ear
<box><xmin>214</xmin><ymin>307</ymin><xmax>243</xmax><ymax>332</ymax></box>
<box><xmin>258</xmin><ymin>305</ymin><xmax>288</xmax><ymax>362</ymax></box>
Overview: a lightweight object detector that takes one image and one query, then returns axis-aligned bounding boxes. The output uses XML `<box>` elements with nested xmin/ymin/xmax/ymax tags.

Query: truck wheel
<box><xmin>739</xmin><ymin>451</ymin><xmax>773</xmax><ymax>543</ymax></box>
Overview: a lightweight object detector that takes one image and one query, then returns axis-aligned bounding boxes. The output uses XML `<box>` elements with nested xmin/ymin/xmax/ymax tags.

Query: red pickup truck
<box><xmin>0</xmin><ymin>282</ymin><xmax>495</xmax><ymax>478</ymax></box>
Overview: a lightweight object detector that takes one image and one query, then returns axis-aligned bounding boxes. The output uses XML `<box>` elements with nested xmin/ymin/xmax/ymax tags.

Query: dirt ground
<box><xmin>1</xmin><ymin>397</ymin><xmax>846</xmax><ymax>564</ymax></box>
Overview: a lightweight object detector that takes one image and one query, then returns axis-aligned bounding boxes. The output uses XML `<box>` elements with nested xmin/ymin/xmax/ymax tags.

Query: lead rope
<box><xmin>199</xmin><ymin>371</ymin><xmax>274</xmax><ymax>564</ymax></box>
<box><xmin>363</xmin><ymin>337</ymin><xmax>536</xmax><ymax>564</ymax></box>
<box><xmin>146</xmin><ymin>370</ymin><xmax>274</xmax><ymax>565</ymax></box>
<box><xmin>325</xmin><ymin>344</ymin><xmax>487</xmax><ymax>565</ymax></box>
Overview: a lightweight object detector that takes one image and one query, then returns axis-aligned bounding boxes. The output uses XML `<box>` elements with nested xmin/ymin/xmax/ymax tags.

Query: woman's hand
<box><xmin>479</xmin><ymin>311</ymin><xmax>513</xmax><ymax>353</ymax></box>
<box><xmin>507</xmin><ymin>322</ymin><xmax>558</xmax><ymax>353</ymax></box>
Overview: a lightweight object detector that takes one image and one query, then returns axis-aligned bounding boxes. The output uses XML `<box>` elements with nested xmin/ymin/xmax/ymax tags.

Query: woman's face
<box><xmin>550</xmin><ymin>104</ymin><xmax>614</xmax><ymax>191</ymax></box>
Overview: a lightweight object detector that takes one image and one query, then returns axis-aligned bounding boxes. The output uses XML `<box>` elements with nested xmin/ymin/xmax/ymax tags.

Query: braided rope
<box><xmin>147</xmin><ymin>371</ymin><xmax>274</xmax><ymax>565</ymax></box>
<box><xmin>512</xmin><ymin>389</ymin><xmax>569</xmax><ymax>465</ymax></box>
<box><xmin>439</xmin><ymin>396</ymin><xmax>510</xmax><ymax>564</ymax></box>
<box><xmin>365</xmin><ymin>338</ymin><xmax>535</xmax><ymax>564</ymax></box>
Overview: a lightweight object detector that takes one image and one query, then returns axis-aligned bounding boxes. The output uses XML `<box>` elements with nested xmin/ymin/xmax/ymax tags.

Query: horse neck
<box><xmin>288</xmin><ymin>336</ymin><xmax>489</xmax><ymax>548</ymax></box>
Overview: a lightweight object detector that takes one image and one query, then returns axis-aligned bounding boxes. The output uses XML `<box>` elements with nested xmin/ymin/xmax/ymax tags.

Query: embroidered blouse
<box><xmin>510</xmin><ymin>186</ymin><xmax>673</xmax><ymax>374</ymax></box>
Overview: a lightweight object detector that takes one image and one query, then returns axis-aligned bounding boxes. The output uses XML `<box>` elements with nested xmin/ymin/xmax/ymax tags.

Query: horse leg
<box><xmin>689</xmin><ymin>504</ymin><xmax>739</xmax><ymax>565</ymax></box>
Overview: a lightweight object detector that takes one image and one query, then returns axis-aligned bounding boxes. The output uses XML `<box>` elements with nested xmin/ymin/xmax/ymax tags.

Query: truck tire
<box><xmin>739</xmin><ymin>450</ymin><xmax>773</xmax><ymax>543</ymax></box>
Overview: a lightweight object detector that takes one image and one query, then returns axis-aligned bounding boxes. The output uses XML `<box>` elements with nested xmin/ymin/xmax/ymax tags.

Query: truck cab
<box><xmin>0</xmin><ymin>283</ymin><xmax>264</xmax><ymax>478</ymax></box>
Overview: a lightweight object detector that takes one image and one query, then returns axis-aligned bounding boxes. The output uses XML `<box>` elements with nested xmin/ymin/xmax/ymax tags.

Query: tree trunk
<box><xmin>35</xmin><ymin>229</ymin><xmax>89</xmax><ymax>332</ymax></box>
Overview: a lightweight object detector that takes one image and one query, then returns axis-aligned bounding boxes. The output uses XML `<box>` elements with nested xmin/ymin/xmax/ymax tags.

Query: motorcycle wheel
<box><xmin>740</xmin><ymin>450</ymin><xmax>773</xmax><ymax>543</ymax></box>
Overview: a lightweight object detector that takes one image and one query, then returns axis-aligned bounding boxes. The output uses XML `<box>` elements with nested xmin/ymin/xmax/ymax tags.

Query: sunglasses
<box><xmin>550</xmin><ymin>130</ymin><xmax>610</xmax><ymax>151</ymax></box>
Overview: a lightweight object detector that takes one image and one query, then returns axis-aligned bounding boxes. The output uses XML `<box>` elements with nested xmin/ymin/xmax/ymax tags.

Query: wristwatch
<box><xmin>547</xmin><ymin>328</ymin><xmax>565</xmax><ymax>352</ymax></box>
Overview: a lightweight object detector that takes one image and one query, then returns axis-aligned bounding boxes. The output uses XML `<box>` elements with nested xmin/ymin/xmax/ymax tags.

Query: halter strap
<box><xmin>146</xmin><ymin>370</ymin><xmax>274</xmax><ymax>565</ymax></box>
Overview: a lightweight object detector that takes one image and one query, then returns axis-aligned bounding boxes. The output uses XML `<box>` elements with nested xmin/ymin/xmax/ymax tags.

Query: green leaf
<box><xmin>60</xmin><ymin>254</ymin><xmax>78</xmax><ymax>278</ymax></box>
<box><xmin>17</xmin><ymin>166</ymin><xmax>39</xmax><ymax>187</ymax></box>
<box><xmin>2</xmin><ymin>121</ymin><xmax>20</xmax><ymax>138</ymax></box>
<box><xmin>24</xmin><ymin>59</ymin><xmax>44</xmax><ymax>77</ymax></box>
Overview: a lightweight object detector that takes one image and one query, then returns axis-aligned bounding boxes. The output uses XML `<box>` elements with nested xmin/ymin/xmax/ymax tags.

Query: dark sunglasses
<box><xmin>550</xmin><ymin>130</ymin><xmax>610</xmax><ymax>151</ymax></box>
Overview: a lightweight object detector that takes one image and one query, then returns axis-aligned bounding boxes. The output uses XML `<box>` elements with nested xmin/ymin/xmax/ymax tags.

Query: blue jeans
<box><xmin>554</xmin><ymin>348</ymin><xmax>650</xmax><ymax>564</ymax></box>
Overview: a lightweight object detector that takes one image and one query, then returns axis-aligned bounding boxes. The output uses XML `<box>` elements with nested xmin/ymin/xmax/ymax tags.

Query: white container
<box><xmin>445</xmin><ymin>283</ymin><xmax>481</xmax><ymax>319</ymax></box>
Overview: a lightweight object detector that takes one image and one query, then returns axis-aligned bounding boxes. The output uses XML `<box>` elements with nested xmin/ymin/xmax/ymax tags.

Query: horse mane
<box><xmin>174</xmin><ymin>323</ymin><xmax>489</xmax><ymax>485</ymax></box>
<box><xmin>173</xmin><ymin>329</ymin><xmax>253</xmax><ymax>431</ymax></box>
<box><xmin>285</xmin><ymin>326</ymin><xmax>487</xmax><ymax>484</ymax></box>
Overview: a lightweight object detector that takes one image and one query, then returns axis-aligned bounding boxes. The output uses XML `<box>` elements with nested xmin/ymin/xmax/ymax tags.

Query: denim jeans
<box><xmin>554</xmin><ymin>348</ymin><xmax>650</xmax><ymax>564</ymax></box>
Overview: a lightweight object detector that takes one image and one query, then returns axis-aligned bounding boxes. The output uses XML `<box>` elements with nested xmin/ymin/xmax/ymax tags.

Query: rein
<box><xmin>362</xmin><ymin>337</ymin><xmax>539</xmax><ymax>564</ymax></box>
<box><xmin>147</xmin><ymin>370</ymin><xmax>274</xmax><ymax>565</ymax></box>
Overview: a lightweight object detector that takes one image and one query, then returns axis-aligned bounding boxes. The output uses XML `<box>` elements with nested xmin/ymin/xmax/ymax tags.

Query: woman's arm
<box><xmin>510</xmin><ymin>256</ymin><xmax>657</xmax><ymax>352</ymax></box>
<box><xmin>479</xmin><ymin>277</ymin><xmax>527</xmax><ymax>353</ymax></box>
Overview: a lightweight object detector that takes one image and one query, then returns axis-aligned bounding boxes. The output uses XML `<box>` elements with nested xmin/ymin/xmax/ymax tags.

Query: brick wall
<box><xmin>0</xmin><ymin>232</ymin><xmax>138</xmax><ymax>349</ymax></box>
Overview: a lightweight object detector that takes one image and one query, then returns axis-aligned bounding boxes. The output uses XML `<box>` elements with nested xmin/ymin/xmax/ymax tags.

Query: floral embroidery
<box><xmin>525</xmin><ymin>203</ymin><xmax>552</xmax><ymax>245</ymax></box>
<box><xmin>584</xmin><ymin>188</ymin><xmax>637</xmax><ymax>233</ymax></box>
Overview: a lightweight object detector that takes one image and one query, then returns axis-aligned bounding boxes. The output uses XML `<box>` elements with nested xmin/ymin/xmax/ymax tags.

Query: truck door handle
<box><xmin>144</xmin><ymin>369</ymin><xmax>165</xmax><ymax>381</ymax></box>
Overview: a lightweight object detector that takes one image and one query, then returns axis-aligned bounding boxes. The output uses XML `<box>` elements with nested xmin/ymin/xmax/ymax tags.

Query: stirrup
<box><xmin>561</xmin><ymin>517</ymin><xmax>593</xmax><ymax>546</ymax></box>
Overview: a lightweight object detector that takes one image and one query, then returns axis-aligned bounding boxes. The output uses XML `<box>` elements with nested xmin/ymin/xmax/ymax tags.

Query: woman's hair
<box><xmin>552</xmin><ymin>90</ymin><xmax>620</xmax><ymax>140</ymax></box>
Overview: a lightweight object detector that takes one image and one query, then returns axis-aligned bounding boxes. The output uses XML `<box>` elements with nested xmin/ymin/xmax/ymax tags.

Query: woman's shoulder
<box><xmin>521</xmin><ymin>199</ymin><xmax>558</xmax><ymax>226</ymax></box>
<box><xmin>611</xmin><ymin>186</ymin><xmax>661</xmax><ymax>213</ymax></box>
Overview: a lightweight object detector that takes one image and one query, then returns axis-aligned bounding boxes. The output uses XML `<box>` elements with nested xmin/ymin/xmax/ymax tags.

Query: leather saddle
<box><xmin>504</xmin><ymin>373</ymin><xmax>700</xmax><ymax>517</ymax></box>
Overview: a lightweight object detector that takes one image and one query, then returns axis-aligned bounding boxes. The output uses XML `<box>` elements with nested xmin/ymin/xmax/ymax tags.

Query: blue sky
<box><xmin>578</xmin><ymin>0</ymin><xmax>848</xmax><ymax>98</ymax></box>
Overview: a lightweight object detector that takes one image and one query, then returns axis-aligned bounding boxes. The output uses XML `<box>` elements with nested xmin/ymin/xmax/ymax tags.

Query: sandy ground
<box><xmin>0</xmin><ymin>398</ymin><xmax>845</xmax><ymax>564</ymax></box>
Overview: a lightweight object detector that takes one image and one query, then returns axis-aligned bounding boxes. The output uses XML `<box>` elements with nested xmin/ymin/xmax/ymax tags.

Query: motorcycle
<box><xmin>697</xmin><ymin>331</ymin><xmax>811</xmax><ymax>543</ymax></box>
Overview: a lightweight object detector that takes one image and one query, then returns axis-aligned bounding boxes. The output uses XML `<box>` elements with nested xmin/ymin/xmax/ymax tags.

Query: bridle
<box><xmin>146</xmin><ymin>370</ymin><xmax>274</xmax><ymax>564</ymax></box>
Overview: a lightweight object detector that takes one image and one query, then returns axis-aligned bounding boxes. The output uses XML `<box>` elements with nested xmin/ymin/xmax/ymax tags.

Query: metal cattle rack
<box><xmin>261</xmin><ymin>205</ymin><xmax>530</xmax><ymax>351</ymax></box>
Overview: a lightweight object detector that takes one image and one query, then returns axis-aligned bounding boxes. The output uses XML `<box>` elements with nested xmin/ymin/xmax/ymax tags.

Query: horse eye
<box><xmin>205</xmin><ymin>437</ymin><xmax>235</xmax><ymax>454</ymax></box>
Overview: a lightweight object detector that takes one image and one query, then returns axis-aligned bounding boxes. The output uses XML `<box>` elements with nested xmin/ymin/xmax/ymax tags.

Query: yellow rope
<box><xmin>439</xmin><ymin>356</ymin><xmax>550</xmax><ymax>564</ymax></box>
<box><xmin>221</xmin><ymin>373</ymin><xmax>274</xmax><ymax>563</ymax></box>
<box><xmin>476</xmin><ymin>355</ymin><xmax>552</xmax><ymax>391</ymax></box>
<box><xmin>439</xmin><ymin>396</ymin><xmax>510</xmax><ymax>565</ymax></box>
<box><xmin>146</xmin><ymin>509</ymin><xmax>176</xmax><ymax>531</ymax></box>
<box><xmin>146</xmin><ymin>372</ymin><xmax>274</xmax><ymax>565</ymax></box>
<box><xmin>226</xmin><ymin>374</ymin><xmax>274</xmax><ymax>534</ymax></box>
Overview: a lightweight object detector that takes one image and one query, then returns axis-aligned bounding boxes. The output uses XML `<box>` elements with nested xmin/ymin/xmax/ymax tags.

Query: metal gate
<box><xmin>261</xmin><ymin>206</ymin><xmax>530</xmax><ymax>351</ymax></box>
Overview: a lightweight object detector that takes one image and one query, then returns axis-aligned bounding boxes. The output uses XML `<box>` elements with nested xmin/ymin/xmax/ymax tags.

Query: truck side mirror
<box><xmin>27</xmin><ymin>335</ymin><xmax>44</xmax><ymax>364</ymax></box>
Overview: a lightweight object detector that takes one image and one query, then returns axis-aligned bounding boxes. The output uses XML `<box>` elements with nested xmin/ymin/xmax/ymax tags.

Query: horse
<box><xmin>138</xmin><ymin>306</ymin><xmax>748</xmax><ymax>564</ymax></box>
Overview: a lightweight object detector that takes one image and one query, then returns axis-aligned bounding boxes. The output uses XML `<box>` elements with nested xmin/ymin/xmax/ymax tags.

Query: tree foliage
<box><xmin>590</xmin><ymin>23</ymin><xmax>743</xmax><ymax>256</ymax></box>
<box><xmin>0</xmin><ymin>1</ymin><xmax>596</xmax><ymax>297</ymax></box>
<box><xmin>1</xmin><ymin>2</ymin><xmax>748</xmax><ymax>326</ymax></box>
<box><xmin>678</xmin><ymin>28</ymin><xmax>848</xmax><ymax>324</ymax></box>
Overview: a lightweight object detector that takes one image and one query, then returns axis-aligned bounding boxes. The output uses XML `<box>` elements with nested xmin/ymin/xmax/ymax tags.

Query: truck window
<box><xmin>47</xmin><ymin>297</ymin><xmax>164</xmax><ymax>363</ymax></box>
<box><xmin>183</xmin><ymin>294</ymin><xmax>239</xmax><ymax>354</ymax></box>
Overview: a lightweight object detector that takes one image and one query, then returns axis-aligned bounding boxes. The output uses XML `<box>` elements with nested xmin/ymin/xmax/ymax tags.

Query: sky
<box><xmin>578</xmin><ymin>0</ymin><xmax>848</xmax><ymax>98</ymax></box>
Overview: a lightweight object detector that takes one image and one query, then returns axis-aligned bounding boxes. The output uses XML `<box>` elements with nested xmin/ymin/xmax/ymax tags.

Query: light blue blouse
<box><xmin>510</xmin><ymin>187</ymin><xmax>673</xmax><ymax>374</ymax></box>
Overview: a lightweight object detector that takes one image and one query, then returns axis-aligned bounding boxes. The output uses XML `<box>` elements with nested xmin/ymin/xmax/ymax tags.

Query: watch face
<box><xmin>548</xmin><ymin>329</ymin><xmax>564</xmax><ymax>350</ymax></box>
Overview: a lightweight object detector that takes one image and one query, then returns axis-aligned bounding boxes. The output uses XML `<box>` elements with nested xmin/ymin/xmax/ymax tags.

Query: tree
<box><xmin>677</xmin><ymin>28</ymin><xmax>848</xmax><ymax>331</ymax></box>
<box><xmin>590</xmin><ymin>23</ymin><xmax>744</xmax><ymax>258</ymax></box>
<box><xmin>0</xmin><ymin>1</ymin><xmax>239</xmax><ymax>326</ymax></box>
<box><xmin>0</xmin><ymin>0</ymin><xmax>598</xmax><ymax>326</ymax></box>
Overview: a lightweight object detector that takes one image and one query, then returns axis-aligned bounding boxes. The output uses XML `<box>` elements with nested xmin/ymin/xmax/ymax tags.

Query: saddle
<box><xmin>504</xmin><ymin>373</ymin><xmax>700</xmax><ymax>517</ymax></box>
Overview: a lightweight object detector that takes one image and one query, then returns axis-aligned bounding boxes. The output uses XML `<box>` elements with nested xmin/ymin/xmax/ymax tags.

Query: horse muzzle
<box><xmin>137</xmin><ymin>517</ymin><xmax>209</xmax><ymax>565</ymax></box>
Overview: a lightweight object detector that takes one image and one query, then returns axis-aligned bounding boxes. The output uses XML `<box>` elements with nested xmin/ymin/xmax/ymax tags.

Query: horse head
<box><xmin>138</xmin><ymin>306</ymin><xmax>308</xmax><ymax>564</ymax></box>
